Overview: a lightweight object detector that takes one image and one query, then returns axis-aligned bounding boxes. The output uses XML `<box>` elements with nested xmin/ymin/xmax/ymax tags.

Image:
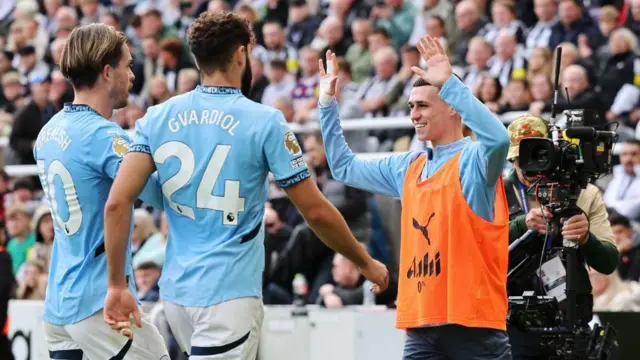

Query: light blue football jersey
<box><xmin>34</xmin><ymin>104</ymin><xmax>164</xmax><ymax>326</ymax></box>
<box><xmin>130</xmin><ymin>86</ymin><xmax>310</xmax><ymax>307</ymax></box>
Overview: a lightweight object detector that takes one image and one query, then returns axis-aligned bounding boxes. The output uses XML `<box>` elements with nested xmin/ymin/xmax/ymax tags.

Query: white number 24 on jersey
<box><xmin>154</xmin><ymin>142</ymin><xmax>245</xmax><ymax>225</ymax></box>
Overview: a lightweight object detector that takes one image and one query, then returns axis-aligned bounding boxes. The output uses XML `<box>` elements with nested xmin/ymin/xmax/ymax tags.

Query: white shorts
<box><xmin>44</xmin><ymin>308</ymin><xmax>169</xmax><ymax>360</ymax></box>
<box><xmin>164</xmin><ymin>297</ymin><xmax>263</xmax><ymax>359</ymax></box>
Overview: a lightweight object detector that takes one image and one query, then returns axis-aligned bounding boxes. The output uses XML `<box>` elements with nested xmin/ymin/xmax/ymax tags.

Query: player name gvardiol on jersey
<box><xmin>167</xmin><ymin>109</ymin><xmax>241</xmax><ymax>136</ymax></box>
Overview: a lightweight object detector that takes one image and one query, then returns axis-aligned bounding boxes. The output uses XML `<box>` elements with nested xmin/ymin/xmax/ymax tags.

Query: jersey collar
<box><xmin>195</xmin><ymin>85</ymin><xmax>241</xmax><ymax>95</ymax></box>
<box><xmin>63</xmin><ymin>103</ymin><xmax>100</xmax><ymax>115</ymax></box>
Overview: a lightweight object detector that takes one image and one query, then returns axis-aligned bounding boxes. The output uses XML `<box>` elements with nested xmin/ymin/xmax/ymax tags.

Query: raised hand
<box><xmin>319</xmin><ymin>50</ymin><xmax>339</xmax><ymax>97</ymax></box>
<box><xmin>411</xmin><ymin>35</ymin><xmax>453</xmax><ymax>89</ymax></box>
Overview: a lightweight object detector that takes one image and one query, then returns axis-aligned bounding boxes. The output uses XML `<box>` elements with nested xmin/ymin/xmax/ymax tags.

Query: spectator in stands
<box><xmin>371</xmin><ymin>0</ymin><xmax>416</xmax><ymax>50</ymax></box>
<box><xmin>262</xmin><ymin>205</ymin><xmax>293</xmax><ymax>303</ymax></box>
<box><xmin>272</xmin><ymin>96</ymin><xmax>295</xmax><ymax>123</ymax></box>
<box><xmin>526</xmin><ymin>47</ymin><xmax>552</xmax><ymax>83</ymax></box>
<box><xmin>387</xmin><ymin>45</ymin><xmax>422</xmax><ymax>117</ymax></box>
<box><xmin>54</xmin><ymin>6</ymin><xmax>78</xmax><ymax>34</ymax></box>
<box><xmin>159</xmin><ymin>36</ymin><xmax>190</xmax><ymax>92</ymax></box>
<box><xmin>604</xmin><ymin>139</ymin><xmax>640</xmax><ymax>220</ymax></box>
<box><xmin>484</xmin><ymin>0</ymin><xmax>527</xmax><ymax>45</ymax></box>
<box><xmin>345</xmin><ymin>19</ymin><xmax>373</xmax><ymax>84</ymax></box>
<box><xmin>408</xmin><ymin>0</ymin><xmax>456</xmax><ymax>49</ymax></box>
<box><xmin>249</xmin><ymin>56</ymin><xmax>269</xmax><ymax>103</ymax></box>
<box><xmin>287</xmin><ymin>0</ymin><xmax>322</xmax><ymax>52</ymax></box>
<box><xmin>489</xmin><ymin>29</ymin><xmax>527</xmax><ymax>87</ymax></box>
<box><xmin>497</xmin><ymin>78</ymin><xmax>531</xmax><ymax>114</ymax></box>
<box><xmin>5</xmin><ymin>203</ymin><xmax>35</xmax><ymax>275</ymax></box>
<box><xmin>611</xmin><ymin>214</ymin><xmax>640</xmax><ymax>281</ymax></box>
<box><xmin>147</xmin><ymin>75</ymin><xmax>172</xmax><ymax>106</ymax></box>
<box><xmin>16</xmin><ymin>259</ymin><xmax>46</xmax><ymax>300</ymax></box>
<box><xmin>28</xmin><ymin>206</ymin><xmax>53</xmax><ymax>273</ymax></box>
<box><xmin>140</xmin><ymin>8</ymin><xmax>180</xmax><ymax>41</ymax></box>
<box><xmin>234</xmin><ymin>2</ymin><xmax>264</xmax><ymax>47</ymax></box>
<box><xmin>175</xmin><ymin>68</ymin><xmax>199</xmax><ymax>96</ymax></box>
<box><xmin>462</xmin><ymin>36</ymin><xmax>493</xmax><ymax>89</ymax></box>
<box><xmin>124</xmin><ymin>103</ymin><xmax>144</xmax><ymax>130</ymax></box>
<box><xmin>317</xmin><ymin>250</ymin><xmax>397</xmax><ymax>308</ymax></box>
<box><xmin>48</xmin><ymin>69</ymin><xmax>72</xmax><ymax>111</ymax></box>
<box><xmin>475</xmin><ymin>74</ymin><xmax>502</xmax><ymax>113</ymax></box>
<box><xmin>100</xmin><ymin>12</ymin><xmax>122</xmax><ymax>32</ymax></box>
<box><xmin>528</xmin><ymin>73</ymin><xmax>553</xmax><ymax>115</ymax></box>
<box><xmin>262</xmin><ymin>59</ymin><xmax>295</xmax><ymax>106</ymax></box>
<box><xmin>251</xmin><ymin>20</ymin><xmax>296</xmax><ymax>70</ymax></box>
<box><xmin>591</xmin><ymin>268</ymin><xmax>640</xmax><ymax>312</ymax></box>
<box><xmin>626</xmin><ymin>0</ymin><xmax>640</xmax><ymax>37</ymax></box>
<box><xmin>323</xmin><ymin>0</ymin><xmax>371</xmax><ymax>40</ymax></box>
<box><xmin>452</xmin><ymin>0</ymin><xmax>488</xmax><ymax>66</ymax></box>
<box><xmin>5</xmin><ymin>177</ymin><xmax>39</xmax><ymax>214</ymax></box>
<box><xmin>131</xmin><ymin>208</ymin><xmax>166</xmax><ymax>269</ymax></box>
<box><xmin>358</xmin><ymin>46</ymin><xmax>398</xmax><ymax>119</ymax></box>
<box><xmin>79</xmin><ymin>0</ymin><xmax>106</xmax><ymax>26</ymax></box>
<box><xmin>9</xmin><ymin>72</ymin><xmax>55</xmax><ymax>165</ymax></box>
<box><xmin>17</xmin><ymin>45</ymin><xmax>49</xmax><ymax>82</ymax></box>
<box><xmin>292</xmin><ymin>46</ymin><xmax>320</xmax><ymax>123</ymax></box>
<box><xmin>367</xmin><ymin>27</ymin><xmax>393</xmax><ymax>55</ymax></box>
<box><xmin>532</xmin><ymin>64</ymin><xmax>605</xmax><ymax>118</ymax></box>
<box><xmin>525</xmin><ymin>0</ymin><xmax>557</xmax><ymax>56</ymax></box>
<box><xmin>596</xmin><ymin>28</ymin><xmax>637</xmax><ymax>110</ymax></box>
<box><xmin>1</xmin><ymin>71</ymin><xmax>26</xmax><ymax>116</ymax></box>
<box><xmin>43</xmin><ymin>0</ymin><xmax>63</xmax><ymax>37</ymax></box>
<box><xmin>140</xmin><ymin>36</ymin><xmax>164</xmax><ymax>99</ymax></box>
<box><xmin>549</xmin><ymin>0</ymin><xmax>602</xmax><ymax>50</ymax></box>
<box><xmin>315</xmin><ymin>16</ymin><xmax>351</xmax><ymax>59</ymax></box>
<box><xmin>134</xmin><ymin>261</ymin><xmax>161</xmax><ymax>302</ymax></box>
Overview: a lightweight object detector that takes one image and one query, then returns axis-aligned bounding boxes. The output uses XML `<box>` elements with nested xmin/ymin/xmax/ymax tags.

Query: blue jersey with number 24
<box><xmin>130</xmin><ymin>86</ymin><xmax>309</xmax><ymax>307</ymax></box>
<box><xmin>34</xmin><ymin>104</ymin><xmax>164</xmax><ymax>326</ymax></box>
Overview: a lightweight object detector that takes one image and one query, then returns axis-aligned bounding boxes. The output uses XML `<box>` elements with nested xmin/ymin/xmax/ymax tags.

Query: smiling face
<box><xmin>408</xmin><ymin>84</ymin><xmax>454</xmax><ymax>143</ymax></box>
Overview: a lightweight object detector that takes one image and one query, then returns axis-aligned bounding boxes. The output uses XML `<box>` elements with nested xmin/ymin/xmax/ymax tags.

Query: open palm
<box><xmin>411</xmin><ymin>35</ymin><xmax>453</xmax><ymax>88</ymax></box>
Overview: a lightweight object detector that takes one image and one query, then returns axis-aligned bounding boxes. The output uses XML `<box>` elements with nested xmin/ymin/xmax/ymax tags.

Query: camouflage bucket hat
<box><xmin>507</xmin><ymin>115</ymin><xmax>549</xmax><ymax>160</ymax></box>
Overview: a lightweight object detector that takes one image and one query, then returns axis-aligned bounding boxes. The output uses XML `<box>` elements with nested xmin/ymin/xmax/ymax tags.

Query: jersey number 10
<box><xmin>36</xmin><ymin>160</ymin><xmax>83</xmax><ymax>236</ymax></box>
<box><xmin>153</xmin><ymin>142</ymin><xmax>246</xmax><ymax>226</ymax></box>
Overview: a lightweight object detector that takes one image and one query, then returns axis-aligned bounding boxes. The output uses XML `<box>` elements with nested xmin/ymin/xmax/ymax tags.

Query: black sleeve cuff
<box><xmin>276</xmin><ymin>169</ymin><xmax>311</xmax><ymax>188</ymax></box>
<box><xmin>129</xmin><ymin>144</ymin><xmax>151</xmax><ymax>154</ymax></box>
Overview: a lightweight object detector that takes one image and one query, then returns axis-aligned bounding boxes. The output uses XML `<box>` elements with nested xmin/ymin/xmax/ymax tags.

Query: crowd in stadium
<box><xmin>0</xmin><ymin>0</ymin><xmax>639</xmax><ymax>356</ymax></box>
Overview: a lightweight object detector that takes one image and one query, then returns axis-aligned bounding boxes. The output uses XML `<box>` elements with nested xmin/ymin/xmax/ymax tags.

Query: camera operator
<box><xmin>504</xmin><ymin>115</ymin><xmax>619</xmax><ymax>359</ymax></box>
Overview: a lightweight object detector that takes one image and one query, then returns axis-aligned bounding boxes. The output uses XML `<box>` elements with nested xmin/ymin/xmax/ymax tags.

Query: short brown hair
<box><xmin>188</xmin><ymin>11</ymin><xmax>254</xmax><ymax>74</ymax></box>
<box><xmin>60</xmin><ymin>23</ymin><xmax>128</xmax><ymax>90</ymax></box>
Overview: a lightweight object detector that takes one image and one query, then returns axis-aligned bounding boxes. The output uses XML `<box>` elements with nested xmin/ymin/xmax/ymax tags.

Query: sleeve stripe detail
<box><xmin>276</xmin><ymin>169</ymin><xmax>311</xmax><ymax>188</ymax></box>
<box><xmin>129</xmin><ymin>144</ymin><xmax>151</xmax><ymax>154</ymax></box>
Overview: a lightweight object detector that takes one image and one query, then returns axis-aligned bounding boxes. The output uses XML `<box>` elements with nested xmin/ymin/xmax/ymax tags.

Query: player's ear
<box><xmin>101</xmin><ymin>64</ymin><xmax>113</xmax><ymax>83</ymax></box>
<box><xmin>236</xmin><ymin>45</ymin><xmax>246</xmax><ymax>68</ymax></box>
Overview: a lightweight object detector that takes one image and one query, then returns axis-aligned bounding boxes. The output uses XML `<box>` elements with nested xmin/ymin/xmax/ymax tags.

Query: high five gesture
<box><xmin>411</xmin><ymin>35</ymin><xmax>453</xmax><ymax>88</ymax></box>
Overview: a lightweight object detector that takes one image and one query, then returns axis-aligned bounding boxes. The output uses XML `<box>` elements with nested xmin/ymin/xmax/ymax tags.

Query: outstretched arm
<box><xmin>411</xmin><ymin>35</ymin><xmax>509</xmax><ymax>187</ymax></box>
<box><xmin>318</xmin><ymin>51</ymin><xmax>415</xmax><ymax>198</ymax></box>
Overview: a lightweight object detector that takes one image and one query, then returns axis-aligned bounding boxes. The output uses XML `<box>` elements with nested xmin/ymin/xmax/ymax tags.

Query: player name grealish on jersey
<box><xmin>168</xmin><ymin>109</ymin><xmax>240</xmax><ymax>135</ymax></box>
<box><xmin>35</xmin><ymin>125</ymin><xmax>72</xmax><ymax>151</ymax></box>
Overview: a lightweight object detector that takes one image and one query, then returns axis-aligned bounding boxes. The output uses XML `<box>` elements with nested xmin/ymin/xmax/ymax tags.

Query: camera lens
<box><xmin>530</xmin><ymin>146</ymin><xmax>549</xmax><ymax>167</ymax></box>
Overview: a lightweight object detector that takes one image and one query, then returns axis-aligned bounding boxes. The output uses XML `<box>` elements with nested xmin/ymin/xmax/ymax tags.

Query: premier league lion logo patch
<box><xmin>284</xmin><ymin>131</ymin><xmax>301</xmax><ymax>156</ymax></box>
<box><xmin>112</xmin><ymin>136</ymin><xmax>129</xmax><ymax>157</ymax></box>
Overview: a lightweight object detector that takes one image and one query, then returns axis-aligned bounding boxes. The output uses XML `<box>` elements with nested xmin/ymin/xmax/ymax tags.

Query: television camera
<box><xmin>507</xmin><ymin>46</ymin><xmax>618</xmax><ymax>359</ymax></box>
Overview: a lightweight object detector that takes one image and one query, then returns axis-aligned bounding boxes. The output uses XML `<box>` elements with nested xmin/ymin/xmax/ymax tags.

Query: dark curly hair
<box><xmin>188</xmin><ymin>11</ymin><xmax>254</xmax><ymax>74</ymax></box>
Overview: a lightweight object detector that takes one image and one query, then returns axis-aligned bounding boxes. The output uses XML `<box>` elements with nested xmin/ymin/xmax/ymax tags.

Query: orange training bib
<box><xmin>396</xmin><ymin>152</ymin><xmax>509</xmax><ymax>331</ymax></box>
